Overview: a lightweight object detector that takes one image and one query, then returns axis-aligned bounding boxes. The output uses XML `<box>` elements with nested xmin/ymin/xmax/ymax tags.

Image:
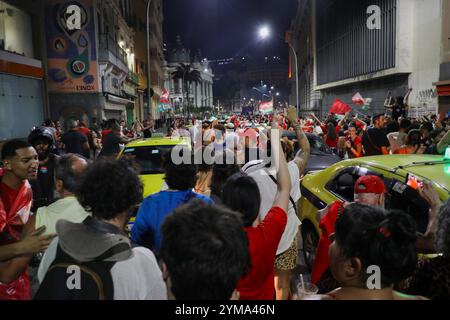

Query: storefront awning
<box><xmin>106</xmin><ymin>93</ymin><xmax>134</xmax><ymax>105</ymax></box>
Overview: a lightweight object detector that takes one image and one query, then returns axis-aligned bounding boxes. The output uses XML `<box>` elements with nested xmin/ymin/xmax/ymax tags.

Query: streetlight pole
<box><xmin>146</xmin><ymin>0</ymin><xmax>152</xmax><ymax>120</ymax></box>
<box><xmin>258</xmin><ymin>26</ymin><xmax>300</xmax><ymax>116</ymax></box>
<box><xmin>287</xmin><ymin>42</ymin><xmax>299</xmax><ymax>117</ymax></box>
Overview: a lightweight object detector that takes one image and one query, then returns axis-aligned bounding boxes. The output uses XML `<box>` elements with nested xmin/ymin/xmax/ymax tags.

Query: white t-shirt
<box><xmin>38</xmin><ymin>239</ymin><xmax>167</xmax><ymax>300</ymax></box>
<box><xmin>242</xmin><ymin>160</ymin><xmax>302</xmax><ymax>254</ymax></box>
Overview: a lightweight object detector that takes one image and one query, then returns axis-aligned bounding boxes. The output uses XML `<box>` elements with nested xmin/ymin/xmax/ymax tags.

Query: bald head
<box><xmin>55</xmin><ymin>154</ymin><xmax>89</xmax><ymax>194</ymax></box>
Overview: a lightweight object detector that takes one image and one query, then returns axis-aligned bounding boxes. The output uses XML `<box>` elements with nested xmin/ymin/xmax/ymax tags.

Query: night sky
<box><xmin>163</xmin><ymin>0</ymin><xmax>298</xmax><ymax>61</ymax></box>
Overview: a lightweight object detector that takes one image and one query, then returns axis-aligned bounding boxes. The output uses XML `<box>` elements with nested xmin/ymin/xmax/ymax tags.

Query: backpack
<box><xmin>34</xmin><ymin>244</ymin><xmax>116</xmax><ymax>300</ymax></box>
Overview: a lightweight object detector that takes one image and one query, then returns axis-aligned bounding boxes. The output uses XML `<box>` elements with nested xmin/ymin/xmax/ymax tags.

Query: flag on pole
<box><xmin>329</xmin><ymin>99</ymin><xmax>352</xmax><ymax>115</ymax></box>
<box><xmin>352</xmin><ymin>92</ymin><xmax>365</xmax><ymax>106</ymax></box>
<box><xmin>259</xmin><ymin>99</ymin><xmax>274</xmax><ymax>114</ymax></box>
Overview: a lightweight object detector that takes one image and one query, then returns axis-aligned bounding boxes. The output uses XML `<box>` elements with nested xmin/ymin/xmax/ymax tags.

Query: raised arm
<box><xmin>310</xmin><ymin>113</ymin><xmax>325</xmax><ymax>127</ymax></box>
<box><xmin>286</xmin><ymin>107</ymin><xmax>310</xmax><ymax>175</ymax></box>
<box><xmin>404</xmin><ymin>88</ymin><xmax>412</xmax><ymax>105</ymax></box>
<box><xmin>387</xmin><ymin>132</ymin><xmax>401</xmax><ymax>153</ymax></box>
<box><xmin>338</xmin><ymin>112</ymin><xmax>350</xmax><ymax>127</ymax></box>
<box><xmin>270</xmin><ymin>117</ymin><xmax>291</xmax><ymax>213</ymax></box>
<box><xmin>416</xmin><ymin>182</ymin><xmax>442</xmax><ymax>253</ymax></box>
<box><xmin>436</xmin><ymin>129</ymin><xmax>450</xmax><ymax>154</ymax></box>
<box><xmin>384</xmin><ymin>91</ymin><xmax>393</xmax><ymax>108</ymax></box>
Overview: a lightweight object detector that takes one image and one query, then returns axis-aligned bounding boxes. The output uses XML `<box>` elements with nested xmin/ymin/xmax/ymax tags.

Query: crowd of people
<box><xmin>0</xmin><ymin>104</ymin><xmax>450</xmax><ymax>300</ymax></box>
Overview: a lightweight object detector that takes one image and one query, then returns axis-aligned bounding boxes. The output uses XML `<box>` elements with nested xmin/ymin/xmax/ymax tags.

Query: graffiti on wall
<box><xmin>412</xmin><ymin>88</ymin><xmax>438</xmax><ymax>116</ymax></box>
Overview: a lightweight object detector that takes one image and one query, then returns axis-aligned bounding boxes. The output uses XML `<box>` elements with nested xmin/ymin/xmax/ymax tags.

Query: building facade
<box><xmin>164</xmin><ymin>36</ymin><xmax>214</xmax><ymax>116</ymax></box>
<box><xmin>290</xmin><ymin>0</ymin><xmax>444</xmax><ymax>118</ymax></box>
<box><xmin>0</xmin><ymin>0</ymin><xmax>47</xmax><ymax>141</ymax></box>
<box><xmin>434</xmin><ymin>0</ymin><xmax>450</xmax><ymax>117</ymax></box>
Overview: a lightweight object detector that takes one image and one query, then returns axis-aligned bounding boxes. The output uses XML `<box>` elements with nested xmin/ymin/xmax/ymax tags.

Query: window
<box><xmin>325</xmin><ymin>167</ymin><xmax>361</xmax><ymax>202</ymax></box>
<box><xmin>121</xmin><ymin>145</ymin><xmax>174</xmax><ymax>174</ymax></box>
<box><xmin>0</xmin><ymin>1</ymin><xmax>34</xmax><ymax>57</ymax></box>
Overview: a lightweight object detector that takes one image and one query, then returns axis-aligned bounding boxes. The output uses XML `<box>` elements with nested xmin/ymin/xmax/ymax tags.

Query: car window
<box><xmin>385</xmin><ymin>179</ymin><xmax>429</xmax><ymax>234</ymax></box>
<box><xmin>121</xmin><ymin>145</ymin><xmax>174</xmax><ymax>174</ymax></box>
<box><xmin>308</xmin><ymin>136</ymin><xmax>331</xmax><ymax>154</ymax></box>
<box><xmin>325</xmin><ymin>167</ymin><xmax>360</xmax><ymax>202</ymax></box>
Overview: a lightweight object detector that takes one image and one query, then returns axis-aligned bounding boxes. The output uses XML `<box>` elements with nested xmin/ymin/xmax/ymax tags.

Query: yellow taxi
<box><xmin>298</xmin><ymin>154</ymin><xmax>450</xmax><ymax>270</ymax></box>
<box><xmin>119</xmin><ymin>136</ymin><xmax>191</xmax><ymax>197</ymax></box>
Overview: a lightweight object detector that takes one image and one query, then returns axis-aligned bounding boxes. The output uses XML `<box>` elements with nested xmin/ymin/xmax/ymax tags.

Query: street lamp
<box><xmin>258</xmin><ymin>26</ymin><xmax>299</xmax><ymax>116</ymax></box>
<box><xmin>259</xmin><ymin>25</ymin><xmax>270</xmax><ymax>39</ymax></box>
<box><xmin>146</xmin><ymin>0</ymin><xmax>153</xmax><ymax>119</ymax></box>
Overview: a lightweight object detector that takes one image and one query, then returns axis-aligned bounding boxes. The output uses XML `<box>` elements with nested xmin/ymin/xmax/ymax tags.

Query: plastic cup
<box><xmin>296</xmin><ymin>282</ymin><xmax>319</xmax><ymax>299</ymax></box>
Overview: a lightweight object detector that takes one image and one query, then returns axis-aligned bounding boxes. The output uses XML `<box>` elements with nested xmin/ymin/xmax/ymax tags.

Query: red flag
<box><xmin>259</xmin><ymin>99</ymin><xmax>274</xmax><ymax>114</ymax></box>
<box><xmin>329</xmin><ymin>99</ymin><xmax>351</xmax><ymax>115</ymax></box>
<box><xmin>352</xmin><ymin>92</ymin><xmax>365</xmax><ymax>106</ymax></box>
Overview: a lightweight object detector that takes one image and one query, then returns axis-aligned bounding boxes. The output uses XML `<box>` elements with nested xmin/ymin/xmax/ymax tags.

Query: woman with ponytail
<box><xmin>305</xmin><ymin>203</ymin><xmax>428</xmax><ymax>300</ymax></box>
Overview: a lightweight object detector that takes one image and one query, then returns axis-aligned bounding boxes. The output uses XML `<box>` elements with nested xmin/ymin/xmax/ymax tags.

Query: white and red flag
<box><xmin>259</xmin><ymin>99</ymin><xmax>274</xmax><ymax>114</ymax></box>
<box><xmin>352</xmin><ymin>92</ymin><xmax>365</xmax><ymax>106</ymax></box>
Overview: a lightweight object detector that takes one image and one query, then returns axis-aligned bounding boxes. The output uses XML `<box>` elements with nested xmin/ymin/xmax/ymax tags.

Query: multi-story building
<box><xmin>0</xmin><ymin>0</ymin><xmax>47</xmax><ymax>141</ymax></box>
<box><xmin>434</xmin><ymin>0</ymin><xmax>450</xmax><ymax>117</ymax></box>
<box><xmin>131</xmin><ymin>0</ymin><xmax>165</xmax><ymax>122</ymax></box>
<box><xmin>290</xmin><ymin>0</ymin><xmax>445</xmax><ymax>118</ymax></box>
<box><xmin>164</xmin><ymin>36</ymin><xmax>214</xmax><ymax>115</ymax></box>
<box><xmin>44</xmin><ymin>0</ymin><xmax>138</xmax><ymax>127</ymax></box>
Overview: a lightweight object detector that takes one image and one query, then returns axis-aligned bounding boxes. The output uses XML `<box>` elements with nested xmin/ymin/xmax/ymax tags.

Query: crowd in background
<box><xmin>0</xmin><ymin>103</ymin><xmax>450</xmax><ymax>301</ymax></box>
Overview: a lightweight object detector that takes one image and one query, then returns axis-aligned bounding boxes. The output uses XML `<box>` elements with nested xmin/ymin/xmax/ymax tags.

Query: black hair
<box><xmin>436</xmin><ymin>199</ymin><xmax>450</xmax><ymax>257</ymax></box>
<box><xmin>334</xmin><ymin>203</ymin><xmax>417</xmax><ymax>287</ymax></box>
<box><xmin>162</xmin><ymin>149</ymin><xmax>197</xmax><ymax>190</ymax></box>
<box><xmin>386</xmin><ymin>121</ymin><xmax>400</xmax><ymax>134</ymax></box>
<box><xmin>1</xmin><ymin>140</ymin><xmax>32</xmax><ymax>160</ymax></box>
<box><xmin>420</xmin><ymin>122</ymin><xmax>433</xmax><ymax>133</ymax></box>
<box><xmin>222</xmin><ymin>173</ymin><xmax>261</xmax><ymax>227</ymax></box>
<box><xmin>400</xmin><ymin>119</ymin><xmax>412</xmax><ymax>130</ymax></box>
<box><xmin>327</xmin><ymin>122</ymin><xmax>337</xmax><ymax>141</ymax></box>
<box><xmin>75</xmin><ymin>159</ymin><xmax>143</xmax><ymax>220</ymax></box>
<box><xmin>372</xmin><ymin>114</ymin><xmax>385</xmax><ymax>124</ymax></box>
<box><xmin>160</xmin><ymin>200</ymin><xmax>249</xmax><ymax>300</ymax></box>
<box><xmin>210</xmin><ymin>161</ymin><xmax>241</xmax><ymax>200</ymax></box>
<box><xmin>405</xmin><ymin>129</ymin><xmax>421</xmax><ymax>147</ymax></box>
<box><xmin>55</xmin><ymin>154</ymin><xmax>87</xmax><ymax>193</ymax></box>
<box><xmin>44</xmin><ymin>119</ymin><xmax>54</xmax><ymax>127</ymax></box>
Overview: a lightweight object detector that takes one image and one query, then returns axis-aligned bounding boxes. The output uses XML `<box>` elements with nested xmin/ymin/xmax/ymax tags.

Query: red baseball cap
<box><xmin>354</xmin><ymin>175</ymin><xmax>386</xmax><ymax>194</ymax></box>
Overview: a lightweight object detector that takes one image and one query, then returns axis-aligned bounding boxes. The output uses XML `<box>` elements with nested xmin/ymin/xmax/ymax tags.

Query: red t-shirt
<box><xmin>101</xmin><ymin>129</ymin><xmax>112</xmax><ymax>142</ymax></box>
<box><xmin>78</xmin><ymin>127</ymin><xmax>90</xmax><ymax>139</ymax></box>
<box><xmin>323</xmin><ymin>125</ymin><xmax>341</xmax><ymax>148</ymax></box>
<box><xmin>311</xmin><ymin>201</ymin><xmax>345</xmax><ymax>284</ymax></box>
<box><xmin>0</xmin><ymin>182</ymin><xmax>31</xmax><ymax>300</ymax></box>
<box><xmin>237</xmin><ymin>206</ymin><xmax>287</xmax><ymax>300</ymax></box>
<box><xmin>347</xmin><ymin>136</ymin><xmax>363</xmax><ymax>158</ymax></box>
<box><xmin>0</xmin><ymin>183</ymin><xmax>19</xmax><ymax>215</ymax></box>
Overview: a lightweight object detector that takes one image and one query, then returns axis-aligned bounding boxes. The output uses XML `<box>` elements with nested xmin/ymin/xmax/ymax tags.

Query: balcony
<box><xmin>98</xmin><ymin>34</ymin><xmax>128</xmax><ymax>73</ymax></box>
<box><xmin>128</xmin><ymin>71</ymin><xmax>139</xmax><ymax>85</ymax></box>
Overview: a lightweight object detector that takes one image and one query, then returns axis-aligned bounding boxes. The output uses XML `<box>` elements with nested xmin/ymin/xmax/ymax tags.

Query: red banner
<box><xmin>329</xmin><ymin>99</ymin><xmax>351</xmax><ymax>115</ymax></box>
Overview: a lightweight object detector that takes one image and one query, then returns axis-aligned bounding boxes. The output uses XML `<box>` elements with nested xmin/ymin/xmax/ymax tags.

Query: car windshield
<box><xmin>308</xmin><ymin>137</ymin><xmax>331</xmax><ymax>154</ymax></box>
<box><xmin>121</xmin><ymin>146</ymin><xmax>174</xmax><ymax>174</ymax></box>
